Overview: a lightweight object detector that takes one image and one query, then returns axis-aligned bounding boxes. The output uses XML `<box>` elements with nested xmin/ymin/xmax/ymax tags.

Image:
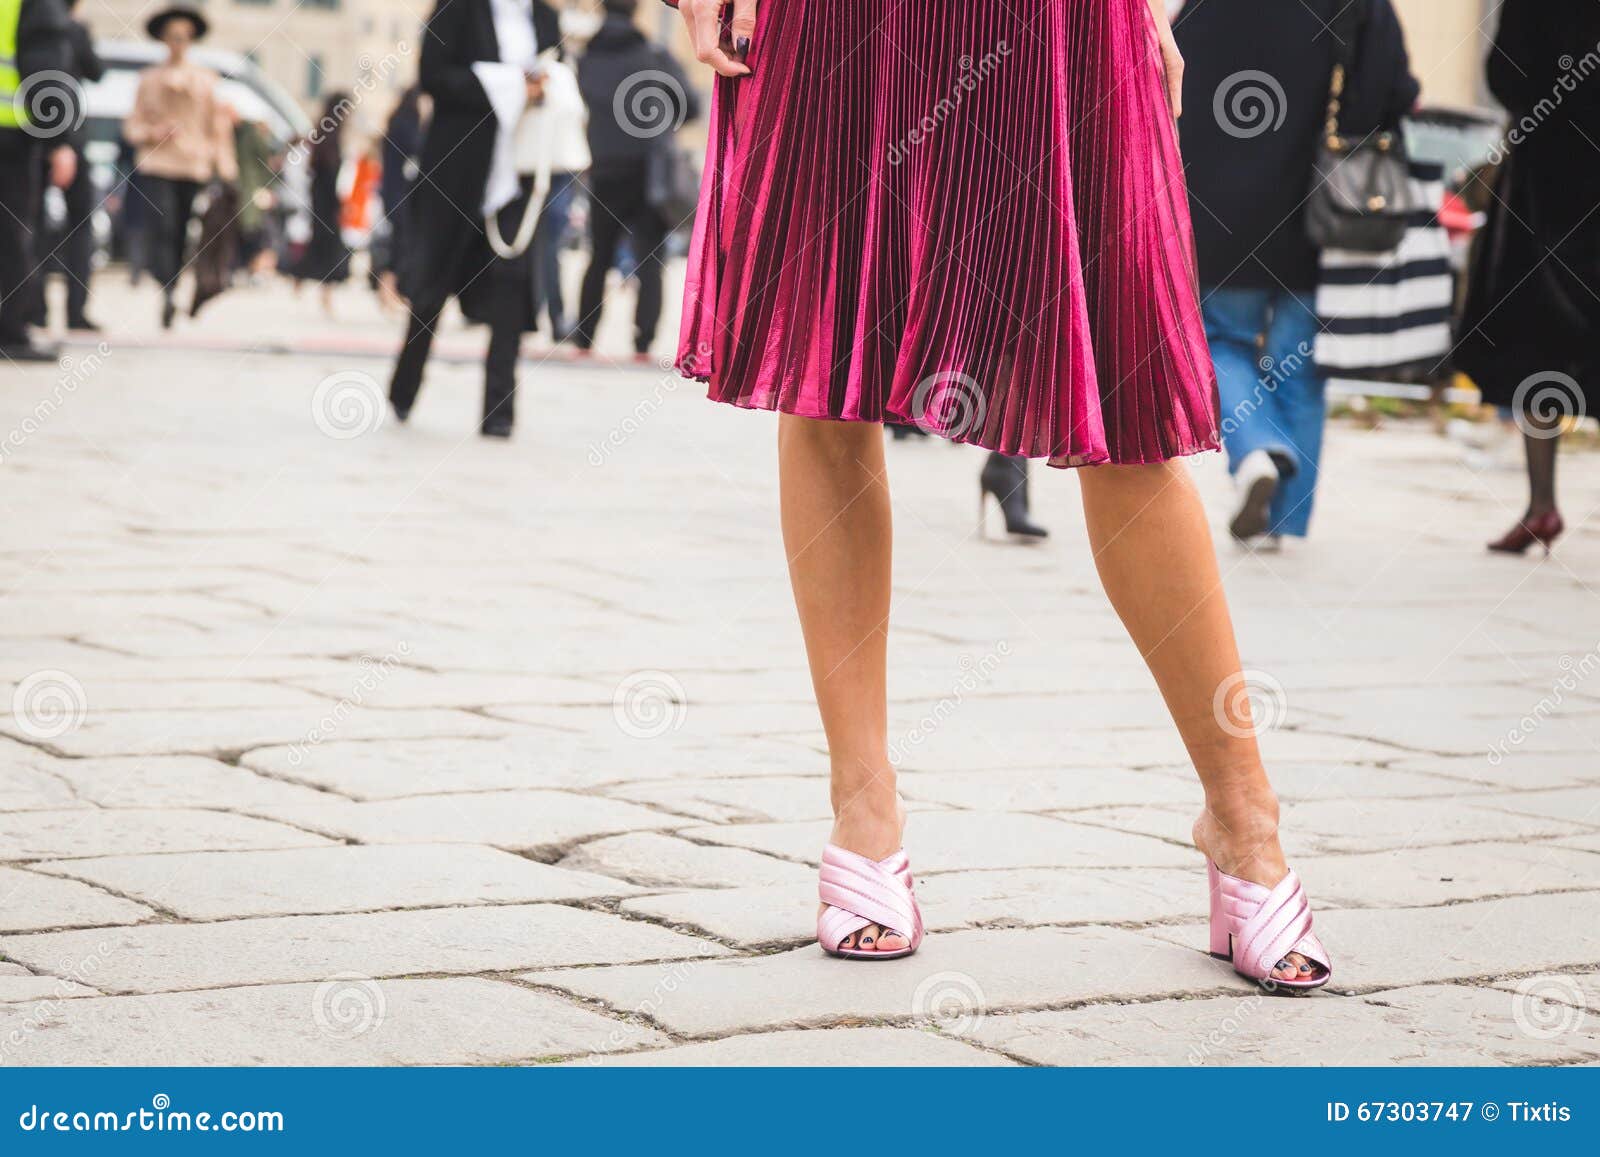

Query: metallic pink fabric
<box><xmin>676</xmin><ymin>0</ymin><xmax>1221</xmax><ymax>468</ymax></box>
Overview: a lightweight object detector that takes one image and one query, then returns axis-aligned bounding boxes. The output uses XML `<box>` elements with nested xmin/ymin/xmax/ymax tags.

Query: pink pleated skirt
<box><xmin>675</xmin><ymin>0</ymin><xmax>1221</xmax><ymax>468</ymax></box>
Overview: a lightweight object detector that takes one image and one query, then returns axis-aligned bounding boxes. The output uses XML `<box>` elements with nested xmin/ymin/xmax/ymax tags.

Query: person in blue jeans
<box><xmin>1174</xmin><ymin>0</ymin><xmax>1417</xmax><ymax>547</ymax></box>
<box><xmin>1201</xmin><ymin>291</ymin><xmax>1326</xmax><ymax>546</ymax></box>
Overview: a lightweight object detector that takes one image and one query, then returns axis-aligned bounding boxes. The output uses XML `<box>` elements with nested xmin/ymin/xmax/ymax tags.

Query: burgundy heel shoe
<box><xmin>1487</xmin><ymin>511</ymin><xmax>1564</xmax><ymax>556</ymax></box>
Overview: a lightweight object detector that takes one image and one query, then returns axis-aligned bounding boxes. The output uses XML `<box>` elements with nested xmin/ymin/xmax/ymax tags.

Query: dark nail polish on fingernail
<box><xmin>735</xmin><ymin>36</ymin><xmax>751</xmax><ymax>55</ymax></box>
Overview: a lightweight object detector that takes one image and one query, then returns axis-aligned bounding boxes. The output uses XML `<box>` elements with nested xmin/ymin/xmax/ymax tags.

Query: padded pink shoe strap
<box><xmin>817</xmin><ymin>845</ymin><xmax>919</xmax><ymax>951</ymax></box>
<box><xmin>1233</xmin><ymin>869</ymin><xmax>1328</xmax><ymax>978</ymax></box>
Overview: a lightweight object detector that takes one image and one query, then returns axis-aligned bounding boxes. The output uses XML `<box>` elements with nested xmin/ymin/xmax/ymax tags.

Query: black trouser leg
<box><xmin>63</xmin><ymin>149</ymin><xmax>95</xmax><ymax>323</ymax></box>
<box><xmin>0</xmin><ymin>138</ymin><xmax>43</xmax><ymax>345</ymax></box>
<box><xmin>483</xmin><ymin>310</ymin><xmax>521</xmax><ymax>431</ymax></box>
<box><xmin>631</xmin><ymin>212</ymin><xmax>667</xmax><ymax>355</ymax></box>
<box><xmin>147</xmin><ymin>176</ymin><xmax>200</xmax><ymax>298</ymax></box>
<box><xmin>390</xmin><ymin>295</ymin><xmax>444</xmax><ymax>415</ymax></box>
<box><xmin>574</xmin><ymin>180</ymin><xmax>627</xmax><ymax>350</ymax></box>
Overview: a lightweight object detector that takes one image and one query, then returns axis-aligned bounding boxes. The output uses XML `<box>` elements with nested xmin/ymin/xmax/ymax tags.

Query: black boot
<box><xmin>979</xmin><ymin>452</ymin><xmax>1048</xmax><ymax>541</ymax></box>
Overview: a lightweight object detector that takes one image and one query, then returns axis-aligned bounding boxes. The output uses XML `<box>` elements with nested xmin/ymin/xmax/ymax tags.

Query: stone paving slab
<box><xmin>679</xmin><ymin>812</ymin><xmax>1198</xmax><ymax>871</ymax></box>
<box><xmin>0</xmin><ymin>809</ymin><xmax>333</xmax><ymax>861</ymax></box>
<box><xmin>560</xmin><ymin>832</ymin><xmax>815</xmax><ymax>890</ymax></box>
<box><xmin>1142</xmin><ymin>760</ymin><xmax>1493</xmax><ymax>802</ymax></box>
<box><xmin>1475</xmin><ymin>787</ymin><xmax>1600</xmax><ymax>828</ymax></box>
<box><xmin>1295</xmin><ymin>843</ymin><xmax>1600</xmax><ymax>909</ymax></box>
<box><xmin>602</xmin><ymin>775</ymin><xmax>945</xmax><ymax>824</ymax></box>
<box><xmin>898</xmin><ymin>767</ymin><xmax>1198</xmax><ymax>813</ymax></box>
<box><xmin>0</xmin><ymin>962</ymin><xmax>99</xmax><ymax>1004</ymax></box>
<box><xmin>0</xmin><ymin>763</ymin><xmax>80</xmax><ymax>811</ymax></box>
<box><xmin>954</xmin><ymin>985</ymin><xmax>1599</xmax><ymax>1066</ymax></box>
<box><xmin>1071</xmin><ymin>797</ymin><xmax>1594</xmax><ymax>856</ymax></box>
<box><xmin>619</xmin><ymin>867</ymin><xmax>1200</xmax><ymax>947</ymax></box>
<box><xmin>244</xmin><ymin>790</ymin><xmax>682</xmax><ymax>855</ymax></box>
<box><xmin>0</xmin><ymin>866</ymin><xmax>152</xmax><ymax>932</ymax></box>
<box><xmin>18</xmin><ymin>755</ymin><xmax>341</xmax><ymax>812</ymax></box>
<box><xmin>282</xmin><ymin>669</ymin><xmax>609</xmax><ymax>710</ymax></box>
<box><xmin>564</xmin><ymin>1026</ymin><xmax>1015</xmax><ymax>1066</ymax></box>
<box><xmin>3</xmin><ymin>904</ymin><xmax>729</xmax><ymax>994</ymax></box>
<box><xmin>1</xmin><ymin>677</ymin><xmax>328</xmax><ymax>713</ymax></box>
<box><xmin>0</xmin><ymin>978</ymin><xmax>667</xmax><ymax>1065</ymax></box>
<box><xmin>240</xmin><ymin>735</ymin><xmax>824</xmax><ymax>799</ymax></box>
<box><xmin>6</xmin><ymin>707</ymin><xmax>510</xmax><ymax>758</ymax></box>
<box><xmin>1150</xmin><ymin>892</ymin><xmax>1600</xmax><ymax>991</ymax></box>
<box><xmin>33</xmin><ymin>844</ymin><xmax>643</xmax><ymax>920</ymax></box>
<box><xmin>1388</xmin><ymin>754</ymin><xmax>1595</xmax><ymax>791</ymax></box>
<box><xmin>521</xmin><ymin>927</ymin><xmax>1254</xmax><ymax>1037</ymax></box>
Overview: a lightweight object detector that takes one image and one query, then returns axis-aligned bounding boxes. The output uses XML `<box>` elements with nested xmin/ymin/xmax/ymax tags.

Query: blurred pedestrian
<box><xmin>374</xmin><ymin>86</ymin><xmax>426</xmax><ymax>311</ymax></box>
<box><xmin>573</xmin><ymin>0</ymin><xmax>696</xmax><ymax>362</ymax></box>
<box><xmin>1458</xmin><ymin>0</ymin><xmax>1600</xmax><ymax>556</ymax></box>
<box><xmin>0</xmin><ymin>0</ymin><xmax>73</xmax><ymax>361</ymax></box>
<box><xmin>122</xmin><ymin>4</ymin><xmax>238</xmax><ymax>329</ymax></box>
<box><xmin>1175</xmin><ymin>0</ymin><xmax>1417</xmax><ymax>548</ymax></box>
<box><xmin>389</xmin><ymin>0</ymin><xmax>561</xmax><ymax>438</ymax></box>
<box><xmin>533</xmin><ymin>42</ymin><xmax>588</xmax><ymax>342</ymax></box>
<box><xmin>291</xmin><ymin>93</ymin><xmax>354</xmax><ymax>317</ymax></box>
<box><xmin>233</xmin><ymin>118</ymin><xmax>280</xmax><ymax>279</ymax></box>
<box><xmin>27</xmin><ymin>0</ymin><xmax>102</xmax><ymax>332</ymax></box>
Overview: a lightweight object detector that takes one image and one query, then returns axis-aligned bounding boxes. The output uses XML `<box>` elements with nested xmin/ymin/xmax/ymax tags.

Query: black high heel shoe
<box><xmin>979</xmin><ymin>452</ymin><xmax>1048</xmax><ymax>542</ymax></box>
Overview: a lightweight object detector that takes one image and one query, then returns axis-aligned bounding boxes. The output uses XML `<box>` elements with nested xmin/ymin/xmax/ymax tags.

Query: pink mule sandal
<box><xmin>817</xmin><ymin>844</ymin><xmax>924</xmax><ymax>960</ymax></box>
<box><xmin>1208</xmin><ymin>861</ymin><xmax>1332</xmax><ymax>991</ymax></box>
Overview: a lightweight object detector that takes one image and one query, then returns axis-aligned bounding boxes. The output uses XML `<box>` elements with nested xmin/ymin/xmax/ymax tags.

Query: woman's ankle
<box><xmin>828</xmin><ymin>771</ymin><xmax>904</xmax><ymax>860</ymax></box>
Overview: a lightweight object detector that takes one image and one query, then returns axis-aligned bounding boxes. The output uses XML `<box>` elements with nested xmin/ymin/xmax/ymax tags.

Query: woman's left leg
<box><xmin>1078</xmin><ymin>459</ymin><xmax>1310</xmax><ymax>983</ymax></box>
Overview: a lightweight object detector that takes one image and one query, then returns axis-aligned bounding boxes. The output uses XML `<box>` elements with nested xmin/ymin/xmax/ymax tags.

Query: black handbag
<box><xmin>1305</xmin><ymin>3</ymin><xmax>1415</xmax><ymax>252</ymax></box>
<box><xmin>646</xmin><ymin>139</ymin><xmax>701</xmax><ymax>227</ymax></box>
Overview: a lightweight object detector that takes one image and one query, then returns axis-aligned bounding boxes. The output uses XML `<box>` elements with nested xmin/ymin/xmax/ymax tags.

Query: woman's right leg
<box><xmin>778</xmin><ymin>414</ymin><xmax>906</xmax><ymax>953</ymax></box>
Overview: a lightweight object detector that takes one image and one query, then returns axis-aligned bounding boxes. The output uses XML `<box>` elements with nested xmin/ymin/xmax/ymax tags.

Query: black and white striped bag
<box><xmin>1314</xmin><ymin>160</ymin><xmax>1453</xmax><ymax>380</ymax></box>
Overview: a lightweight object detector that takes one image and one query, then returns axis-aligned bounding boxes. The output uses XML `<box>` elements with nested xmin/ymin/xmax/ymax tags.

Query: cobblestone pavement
<box><xmin>2</xmin><ymin>275</ymin><xmax>1598</xmax><ymax>1066</ymax></box>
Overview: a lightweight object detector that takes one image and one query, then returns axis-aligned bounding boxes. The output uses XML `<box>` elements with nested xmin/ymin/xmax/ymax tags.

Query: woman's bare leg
<box><xmin>779</xmin><ymin>415</ymin><xmax>907</xmax><ymax>953</ymax></box>
<box><xmin>1079</xmin><ymin>459</ymin><xmax>1308</xmax><ymax>982</ymax></box>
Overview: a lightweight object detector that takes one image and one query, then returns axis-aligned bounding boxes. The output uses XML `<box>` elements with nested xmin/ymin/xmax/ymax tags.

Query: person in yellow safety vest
<box><xmin>0</xmin><ymin>0</ymin><xmax>73</xmax><ymax>361</ymax></box>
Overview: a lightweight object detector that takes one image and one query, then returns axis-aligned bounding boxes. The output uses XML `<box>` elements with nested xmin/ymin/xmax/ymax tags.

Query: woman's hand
<box><xmin>677</xmin><ymin>0</ymin><xmax>755</xmax><ymax>79</ymax></box>
<box><xmin>1147</xmin><ymin>0</ymin><xmax>1184</xmax><ymax>118</ymax></box>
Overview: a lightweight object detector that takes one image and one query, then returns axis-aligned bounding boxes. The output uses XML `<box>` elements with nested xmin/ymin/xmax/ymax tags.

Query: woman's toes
<box><xmin>877</xmin><ymin>929</ymin><xmax>909</xmax><ymax>953</ymax></box>
<box><xmin>839</xmin><ymin>932</ymin><xmax>857</xmax><ymax>951</ymax></box>
<box><xmin>1272</xmin><ymin>959</ymin><xmax>1297</xmax><ymax>981</ymax></box>
<box><xmin>857</xmin><ymin>924</ymin><xmax>881</xmax><ymax>951</ymax></box>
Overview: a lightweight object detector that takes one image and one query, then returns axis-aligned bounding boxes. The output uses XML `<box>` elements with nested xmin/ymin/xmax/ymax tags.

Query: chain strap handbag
<box><xmin>1305</xmin><ymin>3</ymin><xmax>1416</xmax><ymax>252</ymax></box>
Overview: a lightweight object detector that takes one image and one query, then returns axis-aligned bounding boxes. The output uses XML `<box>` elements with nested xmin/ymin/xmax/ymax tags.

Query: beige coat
<box><xmin>124</xmin><ymin>61</ymin><xmax>239</xmax><ymax>184</ymax></box>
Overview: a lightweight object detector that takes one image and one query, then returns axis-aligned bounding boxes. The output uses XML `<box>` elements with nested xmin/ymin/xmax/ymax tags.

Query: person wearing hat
<box><xmin>123</xmin><ymin>4</ymin><xmax>237</xmax><ymax>328</ymax></box>
<box><xmin>0</xmin><ymin>0</ymin><xmax>74</xmax><ymax>362</ymax></box>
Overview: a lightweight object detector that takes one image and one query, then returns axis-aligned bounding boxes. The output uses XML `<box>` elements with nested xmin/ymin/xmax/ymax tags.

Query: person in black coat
<box><xmin>0</xmin><ymin>0</ymin><xmax>72</xmax><ymax>361</ymax></box>
<box><xmin>389</xmin><ymin>0</ymin><xmax>562</xmax><ymax>438</ymax></box>
<box><xmin>572</xmin><ymin>0</ymin><xmax>696</xmax><ymax>361</ymax></box>
<box><xmin>1457</xmin><ymin>0</ymin><xmax>1600</xmax><ymax>556</ymax></box>
<box><xmin>25</xmin><ymin>0</ymin><xmax>102</xmax><ymax>332</ymax></box>
<box><xmin>1176</xmin><ymin>0</ymin><xmax>1417</xmax><ymax>547</ymax></box>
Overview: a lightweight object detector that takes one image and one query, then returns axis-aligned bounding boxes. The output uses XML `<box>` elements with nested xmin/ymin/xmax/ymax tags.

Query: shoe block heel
<box><xmin>1206</xmin><ymin>861</ymin><xmax>1232</xmax><ymax>960</ymax></box>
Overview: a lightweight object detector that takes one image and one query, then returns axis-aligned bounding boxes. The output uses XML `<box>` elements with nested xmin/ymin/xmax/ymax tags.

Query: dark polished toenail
<box><xmin>1299</xmin><ymin>963</ymin><xmax>1313</xmax><ymax>973</ymax></box>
